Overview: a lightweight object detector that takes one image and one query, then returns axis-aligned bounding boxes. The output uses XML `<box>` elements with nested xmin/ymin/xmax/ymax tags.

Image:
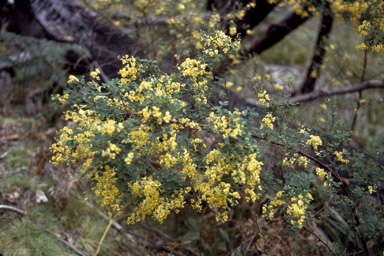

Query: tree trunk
<box><xmin>243</xmin><ymin>11</ymin><xmax>311</xmax><ymax>55</ymax></box>
<box><xmin>299</xmin><ymin>3</ymin><xmax>334</xmax><ymax>94</ymax></box>
<box><xmin>206</xmin><ymin>0</ymin><xmax>278</xmax><ymax>38</ymax></box>
<box><xmin>1</xmin><ymin>0</ymin><xmax>142</xmax><ymax>78</ymax></box>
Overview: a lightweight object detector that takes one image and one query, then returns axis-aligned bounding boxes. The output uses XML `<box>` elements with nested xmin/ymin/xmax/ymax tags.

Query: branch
<box><xmin>234</xmin><ymin>0</ymin><xmax>277</xmax><ymax>38</ymax></box>
<box><xmin>31</xmin><ymin>222</ymin><xmax>89</xmax><ymax>256</ymax></box>
<box><xmin>0</xmin><ymin>204</ymin><xmax>26</xmax><ymax>215</ymax></box>
<box><xmin>288</xmin><ymin>80</ymin><xmax>384</xmax><ymax>103</ymax></box>
<box><xmin>251</xmin><ymin>134</ymin><xmax>353</xmax><ymax>199</ymax></box>
<box><xmin>242</xmin><ymin>11</ymin><xmax>311</xmax><ymax>55</ymax></box>
<box><xmin>111</xmin><ymin>11</ymin><xmax>213</xmax><ymax>26</ymax></box>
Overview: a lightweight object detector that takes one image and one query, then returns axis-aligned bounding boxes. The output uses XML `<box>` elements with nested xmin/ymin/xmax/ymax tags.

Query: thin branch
<box><xmin>303</xmin><ymin>226</ymin><xmax>337</xmax><ymax>256</ymax></box>
<box><xmin>93</xmin><ymin>218</ymin><xmax>114</xmax><ymax>256</ymax></box>
<box><xmin>288</xmin><ymin>80</ymin><xmax>384</xmax><ymax>103</ymax></box>
<box><xmin>82</xmin><ymin>201</ymin><xmax>137</xmax><ymax>243</ymax></box>
<box><xmin>251</xmin><ymin>134</ymin><xmax>353</xmax><ymax>199</ymax></box>
<box><xmin>30</xmin><ymin>222</ymin><xmax>88</xmax><ymax>256</ymax></box>
<box><xmin>0</xmin><ymin>204</ymin><xmax>26</xmax><ymax>215</ymax></box>
<box><xmin>111</xmin><ymin>11</ymin><xmax>213</xmax><ymax>26</ymax></box>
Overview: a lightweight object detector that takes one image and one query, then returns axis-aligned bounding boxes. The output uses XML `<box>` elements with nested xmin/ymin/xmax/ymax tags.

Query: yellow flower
<box><xmin>67</xmin><ymin>75</ymin><xmax>79</xmax><ymax>84</ymax></box>
<box><xmin>274</xmin><ymin>83</ymin><xmax>284</xmax><ymax>91</ymax></box>
<box><xmin>316</xmin><ymin>168</ymin><xmax>325</xmax><ymax>179</ymax></box>
<box><xmin>229</xmin><ymin>26</ymin><xmax>237</xmax><ymax>36</ymax></box>
<box><xmin>125</xmin><ymin>152</ymin><xmax>135</xmax><ymax>165</ymax></box>
<box><xmin>142</xmin><ymin>107</ymin><xmax>151</xmax><ymax>121</ymax></box>
<box><xmin>355</xmin><ymin>42</ymin><xmax>368</xmax><ymax>51</ymax></box>
<box><xmin>163</xmin><ymin>111</ymin><xmax>172</xmax><ymax>123</ymax></box>
<box><xmin>368</xmin><ymin>185</ymin><xmax>376</xmax><ymax>194</ymax></box>
<box><xmin>334</xmin><ymin>150</ymin><xmax>349</xmax><ymax>164</ymax></box>
<box><xmin>306</xmin><ymin>135</ymin><xmax>322</xmax><ymax>150</ymax></box>
<box><xmin>226</xmin><ymin>81</ymin><xmax>234</xmax><ymax>88</ymax></box>
<box><xmin>59</xmin><ymin>94</ymin><xmax>69</xmax><ymax>104</ymax></box>
<box><xmin>260</xmin><ymin>113</ymin><xmax>275</xmax><ymax>130</ymax></box>
<box><xmin>90</xmin><ymin>68</ymin><xmax>100</xmax><ymax>79</ymax></box>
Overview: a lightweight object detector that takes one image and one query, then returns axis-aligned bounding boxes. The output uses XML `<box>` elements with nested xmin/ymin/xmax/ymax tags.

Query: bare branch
<box><xmin>242</xmin><ymin>11</ymin><xmax>311</xmax><ymax>55</ymax></box>
<box><xmin>31</xmin><ymin>222</ymin><xmax>89</xmax><ymax>256</ymax></box>
<box><xmin>288</xmin><ymin>80</ymin><xmax>384</xmax><ymax>103</ymax></box>
<box><xmin>0</xmin><ymin>204</ymin><xmax>26</xmax><ymax>215</ymax></box>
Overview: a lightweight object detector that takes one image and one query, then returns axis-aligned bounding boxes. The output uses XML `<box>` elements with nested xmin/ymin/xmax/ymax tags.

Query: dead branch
<box><xmin>0</xmin><ymin>204</ymin><xmax>26</xmax><ymax>215</ymax></box>
<box><xmin>243</xmin><ymin>11</ymin><xmax>311</xmax><ymax>55</ymax></box>
<box><xmin>30</xmin><ymin>222</ymin><xmax>89</xmax><ymax>256</ymax></box>
<box><xmin>288</xmin><ymin>80</ymin><xmax>384</xmax><ymax>103</ymax></box>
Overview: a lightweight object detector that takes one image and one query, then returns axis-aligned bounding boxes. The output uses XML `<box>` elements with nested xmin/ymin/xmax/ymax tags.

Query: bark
<box><xmin>243</xmin><ymin>11</ymin><xmax>311</xmax><ymax>55</ymax></box>
<box><xmin>1</xmin><ymin>0</ymin><xmax>142</xmax><ymax>78</ymax></box>
<box><xmin>235</xmin><ymin>0</ymin><xmax>278</xmax><ymax>38</ymax></box>
<box><xmin>299</xmin><ymin>3</ymin><xmax>334</xmax><ymax>94</ymax></box>
<box><xmin>206</xmin><ymin>0</ymin><xmax>278</xmax><ymax>38</ymax></box>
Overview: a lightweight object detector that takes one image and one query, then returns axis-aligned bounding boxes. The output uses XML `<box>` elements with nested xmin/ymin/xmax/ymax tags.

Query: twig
<box><xmin>0</xmin><ymin>204</ymin><xmax>88</xmax><ymax>255</ymax></box>
<box><xmin>93</xmin><ymin>218</ymin><xmax>114</xmax><ymax>256</ymax></box>
<box><xmin>303</xmin><ymin>226</ymin><xmax>337</xmax><ymax>256</ymax></box>
<box><xmin>82</xmin><ymin>201</ymin><xmax>137</xmax><ymax>243</ymax></box>
<box><xmin>0</xmin><ymin>204</ymin><xmax>26</xmax><ymax>215</ymax></box>
<box><xmin>251</xmin><ymin>134</ymin><xmax>354</xmax><ymax>199</ymax></box>
<box><xmin>288</xmin><ymin>80</ymin><xmax>384</xmax><ymax>103</ymax></box>
<box><xmin>31</xmin><ymin>222</ymin><xmax>88</xmax><ymax>256</ymax></box>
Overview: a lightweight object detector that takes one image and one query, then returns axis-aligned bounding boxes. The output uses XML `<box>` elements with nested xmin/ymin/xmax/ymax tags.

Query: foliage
<box><xmin>1</xmin><ymin>0</ymin><xmax>383</xmax><ymax>254</ymax></box>
<box><xmin>52</xmin><ymin>25</ymin><xmax>384</xmax><ymax>255</ymax></box>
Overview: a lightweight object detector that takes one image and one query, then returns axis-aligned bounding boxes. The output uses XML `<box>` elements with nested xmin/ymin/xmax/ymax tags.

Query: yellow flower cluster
<box><xmin>270</xmin><ymin>0</ymin><xmax>318</xmax><ymax>18</ymax></box>
<box><xmin>119</xmin><ymin>55</ymin><xmax>141</xmax><ymax>83</ymax></box>
<box><xmin>355</xmin><ymin>42</ymin><xmax>368</xmax><ymax>51</ymax></box>
<box><xmin>209</xmin><ymin>13</ymin><xmax>221</xmax><ymax>28</ymax></box>
<box><xmin>262</xmin><ymin>190</ymin><xmax>285</xmax><ymax>219</ymax></box>
<box><xmin>334</xmin><ymin>150</ymin><xmax>349</xmax><ymax>164</ymax></box>
<box><xmin>357</xmin><ymin>20</ymin><xmax>371</xmax><ymax>37</ymax></box>
<box><xmin>286</xmin><ymin>192</ymin><xmax>313</xmax><ymax>229</ymax></box>
<box><xmin>306</xmin><ymin>135</ymin><xmax>322</xmax><ymax>151</ymax></box>
<box><xmin>200</xmin><ymin>30</ymin><xmax>241</xmax><ymax>62</ymax></box>
<box><xmin>368</xmin><ymin>185</ymin><xmax>376</xmax><ymax>195</ymax></box>
<box><xmin>90</xmin><ymin>68</ymin><xmax>100</xmax><ymax>80</ymax></box>
<box><xmin>67</xmin><ymin>75</ymin><xmax>79</xmax><ymax>84</ymax></box>
<box><xmin>330</xmin><ymin>0</ymin><xmax>369</xmax><ymax>22</ymax></box>
<box><xmin>315</xmin><ymin>167</ymin><xmax>326</xmax><ymax>179</ymax></box>
<box><xmin>208</xmin><ymin>111</ymin><xmax>243</xmax><ymax>139</ymax></box>
<box><xmin>260</xmin><ymin>113</ymin><xmax>275</xmax><ymax>130</ymax></box>
<box><xmin>282</xmin><ymin>153</ymin><xmax>309</xmax><ymax>168</ymax></box>
<box><xmin>180</xmin><ymin>58</ymin><xmax>209</xmax><ymax>78</ymax></box>
<box><xmin>58</xmin><ymin>93</ymin><xmax>69</xmax><ymax>104</ymax></box>
<box><xmin>273</xmin><ymin>83</ymin><xmax>284</xmax><ymax>91</ymax></box>
<box><xmin>198</xmin><ymin>150</ymin><xmax>263</xmax><ymax>221</ymax></box>
<box><xmin>257</xmin><ymin>90</ymin><xmax>270</xmax><ymax>107</ymax></box>
<box><xmin>270</xmin><ymin>0</ymin><xmax>383</xmax><ymax>53</ymax></box>
<box><xmin>89</xmin><ymin>166</ymin><xmax>121</xmax><ymax>216</ymax></box>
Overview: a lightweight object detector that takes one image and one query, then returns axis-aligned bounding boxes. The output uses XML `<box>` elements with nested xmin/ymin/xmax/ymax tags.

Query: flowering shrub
<box><xmin>51</xmin><ymin>27</ymin><xmax>383</xmax><ymax>253</ymax></box>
